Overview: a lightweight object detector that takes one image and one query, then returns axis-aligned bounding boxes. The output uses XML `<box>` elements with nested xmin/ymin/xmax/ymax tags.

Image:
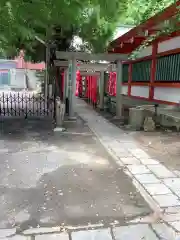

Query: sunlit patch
<box><xmin>68</xmin><ymin>151</ymin><xmax>109</xmax><ymax>167</ymax></box>
<box><xmin>26</xmin><ymin>143</ymin><xmax>59</xmax><ymax>153</ymax></box>
<box><xmin>14</xmin><ymin>209</ymin><xmax>30</xmax><ymax>223</ymax></box>
<box><xmin>95</xmin><ymin>157</ymin><xmax>109</xmax><ymax>166</ymax></box>
<box><xmin>0</xmin><ymin>148</ymin><xmax>8</xmax><ymax>153</ymax></box>
<box><xmin>64</xmin><ymin>205</ymin><xmax>85</xmax><ymax>217</ymax></box>
<box><xmin>40</xmin><ymin>216</ymin><xmax>52</xmax><ymax>223</ymax></box>
<box><xmin>68</xmin><ymin>151</ymin><xmax>92</xmax><ymax>164</ymax></box>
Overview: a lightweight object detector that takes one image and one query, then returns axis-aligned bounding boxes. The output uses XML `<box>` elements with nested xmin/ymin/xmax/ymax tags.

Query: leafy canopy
<box><xmin>0</xmin><ymin>0</ymin><xmax>126</xmax><ymax>60</ymax></box>
<box><xmin>0</xmin><ymin>0</ymin><xmax>179</xmax><ymax>61</ymax></box>
<box><xmin>120</xmin><ymin>0</ymin><xmax>175</xmax><ymax>25</ymax></box>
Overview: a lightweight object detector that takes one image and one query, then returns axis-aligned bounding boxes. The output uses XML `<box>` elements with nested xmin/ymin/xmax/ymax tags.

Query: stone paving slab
<box><xmin>147</xmin><ymin>164</ymin><xmax>176</xmax><ymax>178</ymax></box>
<box><xmin>163</xmin><ymin>178</ymin><xmax>180</xmax><ymax>197</ymax></box>
<box><xmin>36</xmin><ymin>233</ymin><xmax>69</xmax><ymax>240</ymax></box>
<box><xmin>126</xmin><ymin>164</ymin><xmax>150</xmax><ymax>175</ymax></box>
<box><xmin>139</xmin><ymin>158</ymin><xmax>159</xmax><ymax>165</ymax></box>
<box><xmin>169</xmin><ymin>221</ymin><xmax>180</xmax><ymax>232</ymax></box>
<box><xmin>130</xmin><ymin>149</ymin><xmax>150</xmax><ymax>159</ymax></box>
<box><xmin>71</xmin><ymin>228</ymin><xmax>112</xmax><ymax>240</ymax></box>
<box><xmin>153</xmin><ymin>194</ymin><xmax>180</xmax><ymax>207</ymax></box>
<box><xmin>76</xmin><ymin>99</ymin><xmax>180</xmax><ymax>229</ymax></box>
<box><xmin>113</xmin><ymin>224</ymin><xmax>159</xmax><ymax>240</ymax></box>
<box><xmin>1</xmin><ymin>223</ymin><xmax>180</xmax><ymax>239</ymax></box>
<box><xmin>143</xmin><ymin>183</ymin><xmax>172</xmax><ymax>195</ymax></box>
<box><xmin>4</xmin><ymin>236</ymin><xmax>26</xmax><ymax>240</ymax></box>
<box><xmin>152</xmin><ymin>223</ymin><xmax>179</xmax><ymax>239</ymax></box>
<box><xmin>0</xmin><ymin>228</ymin><xmax>16</xmax><ymax>238</ymax></box>
<box><xmin>23</xmin><ymin>227</ymin><xmax>61</xmax><ymax>235</ymax></box>
<box><xmin>135</xmin><ymin>173</ymin><xmax>161</xmax><ymax>184</ymax></box>
<box><xmin>163</xmin><ymin>213</ymin><xmax>180</xmax><ymax>222</ymax></box>
<box><xmin>120</xmin><ymin>157</ymin><xmax>140</xmax><ymax>165</ymax></box>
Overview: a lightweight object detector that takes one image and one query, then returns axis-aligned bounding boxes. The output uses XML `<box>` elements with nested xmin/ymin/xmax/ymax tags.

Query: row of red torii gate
<box><xmin>60</xmin><ymin>70</ymin><xmax>116</xmax><ymax>104</ymax></box>
<box><xmin>54</xmin><ymin>1</ymin><xmax>180</xmax><ymax>119</ymax></box>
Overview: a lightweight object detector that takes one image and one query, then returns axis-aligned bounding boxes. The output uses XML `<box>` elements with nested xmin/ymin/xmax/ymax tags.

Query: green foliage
<box><xmin>0</xmin><ymin>0</ymin><xmax>127</xmax><ymax>60</ymax></box>
<box><xmin>0</xmin><ymin>0</ymin><xmax>179</xmax><ymax>61</ymax></box>
<box><xmin>120</xmin><ymin>0</ymin><xmax>175</xmax><ymax>25</ymax></box>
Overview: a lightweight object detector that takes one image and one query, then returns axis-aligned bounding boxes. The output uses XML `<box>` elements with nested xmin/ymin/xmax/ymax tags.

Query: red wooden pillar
<box><xmin>149</xmin><ymin>42</ymin><xmax>158</xmax><ymax>100</ymax></box>
<box><xmin>88</xmin><ymin>76</ymin><xmax>90</xmax><ymax>103</ymax></box>
<box><xmin>75</xmin><ymin>71</ymin><xmax>80</xmax><ymax>96</ymax></box>
<box><xmin>107</xmin><ymin>72</ymin><xmax>111</xmax><ymax>95</ymax></box>
<box><xmin>95</xmin><ymin>76</ymin><xmax>99</xmax><ymax>104</ymax></box>
<box><xmin>114</xmin><ymin>72</ymin><xmax>117</xmax><ymax>96</ymax></box>
<box><xmin>92</xmin><ymin>76</ymin><xmax>94</xmax><ymax>104</ymax></box>
<box><xmin>86</xmin><ymin>76</ymin><xmax>88</xmax><ymax>100</ymax></box>
<box><xmin>78</xmin><ymin>75</ymin><xmax>83</xmax><ymax>97</ymax></box>
<box><xmin>93</xmin><ymin>76</ymin><xmax>97</xmax><ymax>104</ymax></box>
<box><xmin>90</xmin><ymin>76</ymin><xmax>92</xmax><ymax>104</ymax></box>
<box><xmin>128</xmin><ymin>63</ymin><xmax>132</xmax><ymax>96</ymax></box>
<box><xmin>89</xmin><ymin>76</ymin><xmax>91</xmax><ymax>103</ymax></box>
<box><xmin>107</xmin><ymin>72</ymin><xmax>110</xmax><ymax>95</ymax></box>
<box><xmin>86</xmin><ymin>76</ymin><xmax>88</xmax><ymax>98</ymax></box>
<box><xmin>90</xmin><ymin>76</ymin><xmax>93</xmax><ymax>104</ymax></box>
<box><xmin>87</xmin><ymin>76</ymin><xmax>90</xmax><ymax>103</ymax></box>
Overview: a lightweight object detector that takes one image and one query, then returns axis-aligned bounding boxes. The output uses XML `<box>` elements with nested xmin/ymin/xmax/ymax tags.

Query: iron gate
<box><xmin>0</xmin><ymin>92</ymin><xmax>55</xmax><ymax>120</ymax></box>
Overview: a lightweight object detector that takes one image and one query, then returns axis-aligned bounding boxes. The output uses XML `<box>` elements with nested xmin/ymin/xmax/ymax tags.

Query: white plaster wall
<box><xmin>13</xmin><ymin>69</ymin><xmax>26</xmax><ymax>89</ymax></box>
<box><xmin>136</xmin><ymin>46</ymin><xmax>152</xmax><ymax>58</ymax></box>
<box><xmin>154</xmin><ymin>87</ymin><xmax>180</xmax><ymax>103</ymax></box>
<box><xmin>10</xmin><ymin>69</ymin><xmax>16</xmax><ymax>86</ymax></box>
<box><xmin>10</xmin><ymin>69</ymin><xmax>38</xmax><ymax>89</ymax></box>
<box><xmin>131</xmin><ymin>86</ymin><xmax>149</xmax><ymax>98</ymax></box>
<box><xmin>122</xmin><ymin>86</ymin><xmax>128</xmax><ymax>95</ymax></box>
<box><xmin>26</xmin><ymin>70</ymin><xmax>38</xmax><ymax>89</ymax></box>
<box><xmin>158</xmin><ymin>36</ymin><xmax>180</xmax><ymax>53</ymax></box>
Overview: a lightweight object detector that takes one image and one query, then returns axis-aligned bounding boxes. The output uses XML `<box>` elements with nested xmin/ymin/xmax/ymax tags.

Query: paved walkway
<box><xmin>0</xmin><ymin>223</ymin><xmax>178</xmax><ymax>239</ymax></box>
<box><xmin>76</xmin><ymin>98</ymin><xmax>180</xmax><ymax>238</ymax></box>
<box><xmin>0</xmin><ymin>119</ymin><xmax>151</xmax><ymax>229</ymax></box>
<box><xmin>0</xmin><ymin>117</ymin><xmax>162</xmax><ymax>239</ymax></box>
<box><xmin>1</xmin><ymin>101</ymin><xmax>180</xmax><ymax>239</ymax></box>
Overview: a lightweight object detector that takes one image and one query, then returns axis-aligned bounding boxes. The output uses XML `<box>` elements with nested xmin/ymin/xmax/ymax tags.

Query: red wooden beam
<box><xmin>109</xmin><ymin>1</ymin><xmax>180</xmax><ymax>49</ymax></box>
<box><xmin>111</xmin><ymin>29</ymin><xmax>180</xmax><ymax>54</ymax></box>
<box><xmin>149</xmin><ymin>42</ymin><xmax>158</xmax><ymax>100</ymax></box>
<box><xmin>128</xmin><ymin>64</ymin><xmax>132</xmax><ymax>96</ymax></box>
<box><xmin>110</xmin><ymin>37</ymin><xmax>145</xmax><ymax>53</ymax></box>
<box><xmin>152</xmin><ymin>30</ymin><xmax>180</xmax><ymax>44</ymax></box>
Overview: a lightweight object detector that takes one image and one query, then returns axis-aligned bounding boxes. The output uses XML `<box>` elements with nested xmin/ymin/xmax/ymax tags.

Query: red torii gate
<box><xmin>60</xmin><ymin>64</ymin><xmax>99</xmax><ymax>105</ymax></box>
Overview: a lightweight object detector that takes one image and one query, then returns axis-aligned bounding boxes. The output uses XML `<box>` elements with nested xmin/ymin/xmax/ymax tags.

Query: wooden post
<box><xmin>69</xmin><ymin>58</ymin><xmax>77</xmax><ymax>118</ymax></box>
<box><xmin>149</xmin><ymin>42</ymin><xmax>158</xmax><ymax>100</ymax></box>
<box><xmin>99</xmin><ymin>71</ymin><xmax>105</xmax><ymax>110</ymax></box>
<box><xmin>63</xmin><ymin>69</ymin><xmax>68</xmax><ymax>103</ymax></box>
<box><xmin>128</xmin><ymin>63</ymin><xmax>132</xmax><ymax>96</ymax></box>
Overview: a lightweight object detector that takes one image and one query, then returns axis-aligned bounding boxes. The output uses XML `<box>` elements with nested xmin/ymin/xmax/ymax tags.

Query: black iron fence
<box><xmin>0</xmin><ymin>92</ymin><xmax>54</xmax><ymax>119</ymax></box>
